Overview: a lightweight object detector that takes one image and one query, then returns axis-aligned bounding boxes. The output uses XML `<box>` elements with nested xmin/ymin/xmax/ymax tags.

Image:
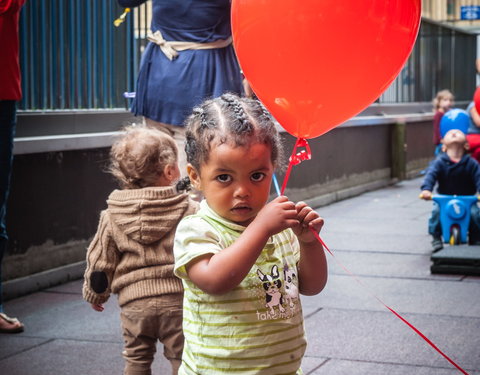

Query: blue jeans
<box><xmin>0</xmin><ymin>100</ymin><xmax>17</xmax><ymax>310</ymax></box>
<box><xmin>429</xmin><ymin>201</ymin><xmax>480</xmax><ymax>241</ymax></box>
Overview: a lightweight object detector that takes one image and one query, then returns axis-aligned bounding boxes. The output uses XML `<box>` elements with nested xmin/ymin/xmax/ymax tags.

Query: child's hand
<box><xmin>292</xmin><ymin>202</ymin><xmax>324</xmax><ymax>243</ymax></box>
<box><xmin>419</xmin><ymin>190</ymin><xmax>432</xmax><ymax>200</ymax></box>
<box><xmin>253</xmin><ymin>196</ymin><xmax>299</xmax><ymax>237</ymax></box>
<box><xmin>91</xmin><ymin>303</ymin><xmax>104</xmax><ymax>312</ymax></box>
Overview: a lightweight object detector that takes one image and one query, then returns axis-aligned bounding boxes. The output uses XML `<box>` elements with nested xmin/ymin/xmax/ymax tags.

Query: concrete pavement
<box><xmin>1</xmin><ymin>177</ymin><xmax>479</xmax><ymax>374</ymax></box>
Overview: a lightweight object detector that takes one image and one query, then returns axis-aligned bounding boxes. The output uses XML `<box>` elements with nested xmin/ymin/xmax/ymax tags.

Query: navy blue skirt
<box><xmin>130</xmin><ymin>0</ymin><xmax>244</xmax><ymax>126</ymax></box>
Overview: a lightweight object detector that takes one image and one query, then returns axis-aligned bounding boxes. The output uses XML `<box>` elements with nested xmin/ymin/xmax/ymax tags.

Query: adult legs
<box><xmin>0</xmin><ymin>100</ymin><xmax>16</xmax><ymax>249</ymax></box>
<box><xmin>0</xmin><ymin>100</ymin><xmax>23</xmax><ymax>333</ymax></box>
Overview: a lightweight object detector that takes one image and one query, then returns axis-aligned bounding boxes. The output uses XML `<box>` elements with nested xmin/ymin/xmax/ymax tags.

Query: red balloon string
<box><xmin>280</xmin><ymin>137</ymin><xmax>470</xmax><ymax>375</ymax></box>
<box><xmin>280</xmin><ymin>138</ymin><xmax>311</xmax><ymax>195</ymax></box>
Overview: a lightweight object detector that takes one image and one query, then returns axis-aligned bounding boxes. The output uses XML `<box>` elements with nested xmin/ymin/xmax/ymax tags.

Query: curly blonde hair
<box><xmin>109</xmin><ymin>125</ymin><xmax>178</xmax><ymax>189</ymax></box>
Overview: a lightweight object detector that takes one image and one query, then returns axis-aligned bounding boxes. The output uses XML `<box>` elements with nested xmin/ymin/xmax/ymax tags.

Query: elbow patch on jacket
<box><xmin>90</xmin><ymin>271</ymin><xmax>108</xmax><ymax>293</ymax></box>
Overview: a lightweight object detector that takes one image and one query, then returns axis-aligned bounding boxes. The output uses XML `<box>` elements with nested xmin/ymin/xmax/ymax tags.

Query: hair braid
<box><xmin>193</xmin><ymin>106</ymin><xmax>209</xmax><ymax>129</ymax></box>
<box><xmin>221</xmin><ymin>93</ymin><xmax>252</xmax><ymax>133</ymax></box>
<box><xmin>184</xmin><ymin>93</ymin><xmax>283</xmax><ymax>171</ymax></box>
<box><xmin>258</xmin><ymin>101</ymin><xmax>274</xmax><ymax>122</ymax></box>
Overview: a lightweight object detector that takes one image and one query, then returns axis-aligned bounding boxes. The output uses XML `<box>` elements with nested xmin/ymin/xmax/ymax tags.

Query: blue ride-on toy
<box><xmin>432</xmin><ymin>194</ymin><xmax>479</xmax><ymax>245</ymax></box>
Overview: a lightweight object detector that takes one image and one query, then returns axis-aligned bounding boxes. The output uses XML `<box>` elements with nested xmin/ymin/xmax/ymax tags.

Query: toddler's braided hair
<box><xmin>184</xmin><ymin>93</ymin><xmax>283</xmax><ymax>172</ymax></box>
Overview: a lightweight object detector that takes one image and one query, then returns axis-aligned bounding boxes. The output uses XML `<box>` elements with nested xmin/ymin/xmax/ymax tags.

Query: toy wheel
<box><xmin>449</xmin><ymin>226</ymin><xmax>461</xmax><ymax>245</ymax></box>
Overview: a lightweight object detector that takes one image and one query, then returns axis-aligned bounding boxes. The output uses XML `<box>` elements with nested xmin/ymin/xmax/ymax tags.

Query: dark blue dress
<box><xmin>118</xmin><ymin>0</ymin><xmax>244</xmax><ymax>126</ymax></box>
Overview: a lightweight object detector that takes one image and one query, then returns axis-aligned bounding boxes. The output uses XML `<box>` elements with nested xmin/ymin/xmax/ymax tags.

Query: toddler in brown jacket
<box><xmin>82</xmin><ymin>125</ymin><xmax>198</xmax><ymax>375</ymax></box>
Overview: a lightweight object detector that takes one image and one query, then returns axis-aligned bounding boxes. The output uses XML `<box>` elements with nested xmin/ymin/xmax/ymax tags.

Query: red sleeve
<box><xmin>0</xmin><ymin>0</ymin><xmax>14</xmax><ymax>14</ymax></box>
<box><xmin>0</xmin><ymin>0</ymin><xmax>25</xmax><ymax>14</ymax></box>
<box><xmin>0</xmin><ymin>0</ymin><xmax>25</xmax><ymax>100</ymax></box>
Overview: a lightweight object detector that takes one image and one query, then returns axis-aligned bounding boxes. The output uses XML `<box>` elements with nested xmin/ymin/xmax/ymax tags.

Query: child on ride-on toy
<box><xmin>420</xmin><ymin>129</ymin><xmax>480</xmax><ymax>252</ymax></box>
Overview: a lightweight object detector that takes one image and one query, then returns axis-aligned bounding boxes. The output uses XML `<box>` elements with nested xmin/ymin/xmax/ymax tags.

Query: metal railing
<box><xmin>18</xmin><ymin>4</ymin><xmax>477</xmax><ymax>111</ymax></box>
<box><xmin>18</xmin><ymin>0</ymin><xmax>135</xmax><ymax>110</ymax></box>
<box><xmin>379</xmin><ymin>19</ymin><xmax>477</xmax><ymax>103</ymax></box>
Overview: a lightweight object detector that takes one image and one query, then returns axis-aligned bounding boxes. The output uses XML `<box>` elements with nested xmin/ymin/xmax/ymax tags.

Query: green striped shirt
<box><xmin>174</xmin><ymin>201</ymin><xmax>306</xmax><ymax>375</ymax></box>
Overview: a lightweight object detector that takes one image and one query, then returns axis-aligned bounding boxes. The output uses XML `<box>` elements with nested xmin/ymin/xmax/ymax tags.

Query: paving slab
<box><xmin>320</xmin><ymin>213</ymin><xmax>428</xmax><ymax>234</ymax></box>
<box><xmin>46</xmin><ymin>279</ymin><xmax>84</xmax><ymax>294</ymax></box>
<box><xmin>302</xmin><ymin>273</ymin><xmax>480</xmax><ymax>317</ymax></box>
<box><xmin>300</xmin><ymin>356</ymin><xmax>329</xmax><ymax>374</ymax></box>
<box><xmin>325</xmin><ymin>249</ymin><xmax>450</xmax><ymax>279</ymax></box>
<box><xmin>2</xmin><ymin>290</ymin><xmax>121</xmax><ymax>341</ymax></box>
<box><xmin>305</xmin><ymin>358</ymin><xmax>480</xmax><ymax>375</ymax></box>
<box><xmin>304</xmin><ymin>308</ymin><xmax>480</xmax><ymax>372</ymax></box>
<box><xmin>0</xmin><ymin>336</ymin><xmax>50</xmax><ymax>360</ymax></box>
<box><xmin>0</xmin><ymin>279</ymin><xmax>173</xmax><ymax>374</ymax></box>
<box><xmin>317</xmin><ymin>191</ymin><xmax>429</xmax><ymax>218</ymax></box>
<box><xmin>320</xmin><ymin>231</ymin><xmax>433</xmax><ymax>254</ymax></box>
<box><xmin>0</xmin><ymin>338</ymin><xmax>170</xmax><ymax>375</ymax></box>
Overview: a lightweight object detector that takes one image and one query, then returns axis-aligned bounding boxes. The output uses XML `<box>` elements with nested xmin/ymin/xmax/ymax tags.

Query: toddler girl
<box><xmin>83</xmin><ymin>125</ymin><xmax>198</xmax><ymax>375</ymax></box>
<box><xmin>174</xmin><ymin>93</ymin><xmax>328</xmax><ymax>374</ymax></box>
<box><xmin>432</xmin><ymin>89</ymin><xmax>454</xmax><ymax>154</ymax></box>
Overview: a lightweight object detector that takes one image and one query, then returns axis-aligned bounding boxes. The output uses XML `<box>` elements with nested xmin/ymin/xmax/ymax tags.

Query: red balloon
<box><xmin>232</xmin><ymin>0</ymin><xmax>421</xmax><ymax>139</ymax></box>
<box><xmin>474</xmin><ymin>87</ymin><xmax>480</xmax><ymax>114</ymax></box>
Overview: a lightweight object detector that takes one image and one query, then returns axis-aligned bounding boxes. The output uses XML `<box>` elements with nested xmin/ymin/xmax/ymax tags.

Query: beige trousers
<box><xmin>120</xmin><ymin>294</ymin><xmax>184</xmax><ymax>375</ymax></box>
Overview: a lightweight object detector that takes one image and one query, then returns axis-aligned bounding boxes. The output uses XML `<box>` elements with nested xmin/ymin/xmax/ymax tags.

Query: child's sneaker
<box><xmin>431</xmin><ymin>236</ymin><xmax>443</xmax><ymax>252</ymax></box>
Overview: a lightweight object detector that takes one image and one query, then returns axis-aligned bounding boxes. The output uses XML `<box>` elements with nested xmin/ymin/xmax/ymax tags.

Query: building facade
<box><xmin>422</xmin><ymin>0</ymin><xmax>480</xmax><ymax>31</ymax></box>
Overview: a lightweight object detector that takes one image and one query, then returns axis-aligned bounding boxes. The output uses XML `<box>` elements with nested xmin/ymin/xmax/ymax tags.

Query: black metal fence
<box><xmin>18</xmin><ymin>0</ymin><xmax>135</xmax><ymax>110</ymax></box>
<box><xmin>18</xmin><ymin>3</ymin><xmax>477</xmax><ymax>111</ymax></box>
<box><xmin>380</xmin><ymin>19</ymin><xmax>477</xmax><ymax>103</ymax></box>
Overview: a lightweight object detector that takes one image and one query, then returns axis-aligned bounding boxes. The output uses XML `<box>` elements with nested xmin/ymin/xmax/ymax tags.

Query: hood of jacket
<box><xmin>438</xmin><ymin>152</ymin><xmax>469</xmax><ymax>167</ymax></box>
<box><xmin>106</xmin><ymin>186</ymin><xmax>191</xmax><ymax>245</ymax></box>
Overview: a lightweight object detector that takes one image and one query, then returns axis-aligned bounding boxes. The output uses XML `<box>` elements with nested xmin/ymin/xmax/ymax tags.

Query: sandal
<box><xmin>0</xmin><ymin>312</ymin><xmax>24</xmax><ymax>333</ymax></box>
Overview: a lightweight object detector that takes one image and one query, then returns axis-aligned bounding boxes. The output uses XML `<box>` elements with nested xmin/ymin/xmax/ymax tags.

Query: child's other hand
<box><xmin>292</xmin><ymin>201</ymin><xmax>324</xmax><ymax>243</ymax></box>
<box><xmin>253</xmin><ymin>196</ymin><xmax>299</xmax><ymax>237</ymax></box>
<box><xmin>91</xmin><ymin>303</ymin><xmax>104</xmax><ymax>312</ymax></box>
<box><xmin>419</xmin><ymin>190</ymin><xmax>432</xmax><ymax>200</ymax></box>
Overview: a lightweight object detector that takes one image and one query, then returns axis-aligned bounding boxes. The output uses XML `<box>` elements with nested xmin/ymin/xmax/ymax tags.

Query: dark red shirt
<box><xmin>0</xmin><ymin>0</ymin><xmax>26</xmax><ymax>100</ymax></box>
<box><xmin>432</xmin><ymin>110</ymin><xmax>444</xmax><ymax>145</ymax></box>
